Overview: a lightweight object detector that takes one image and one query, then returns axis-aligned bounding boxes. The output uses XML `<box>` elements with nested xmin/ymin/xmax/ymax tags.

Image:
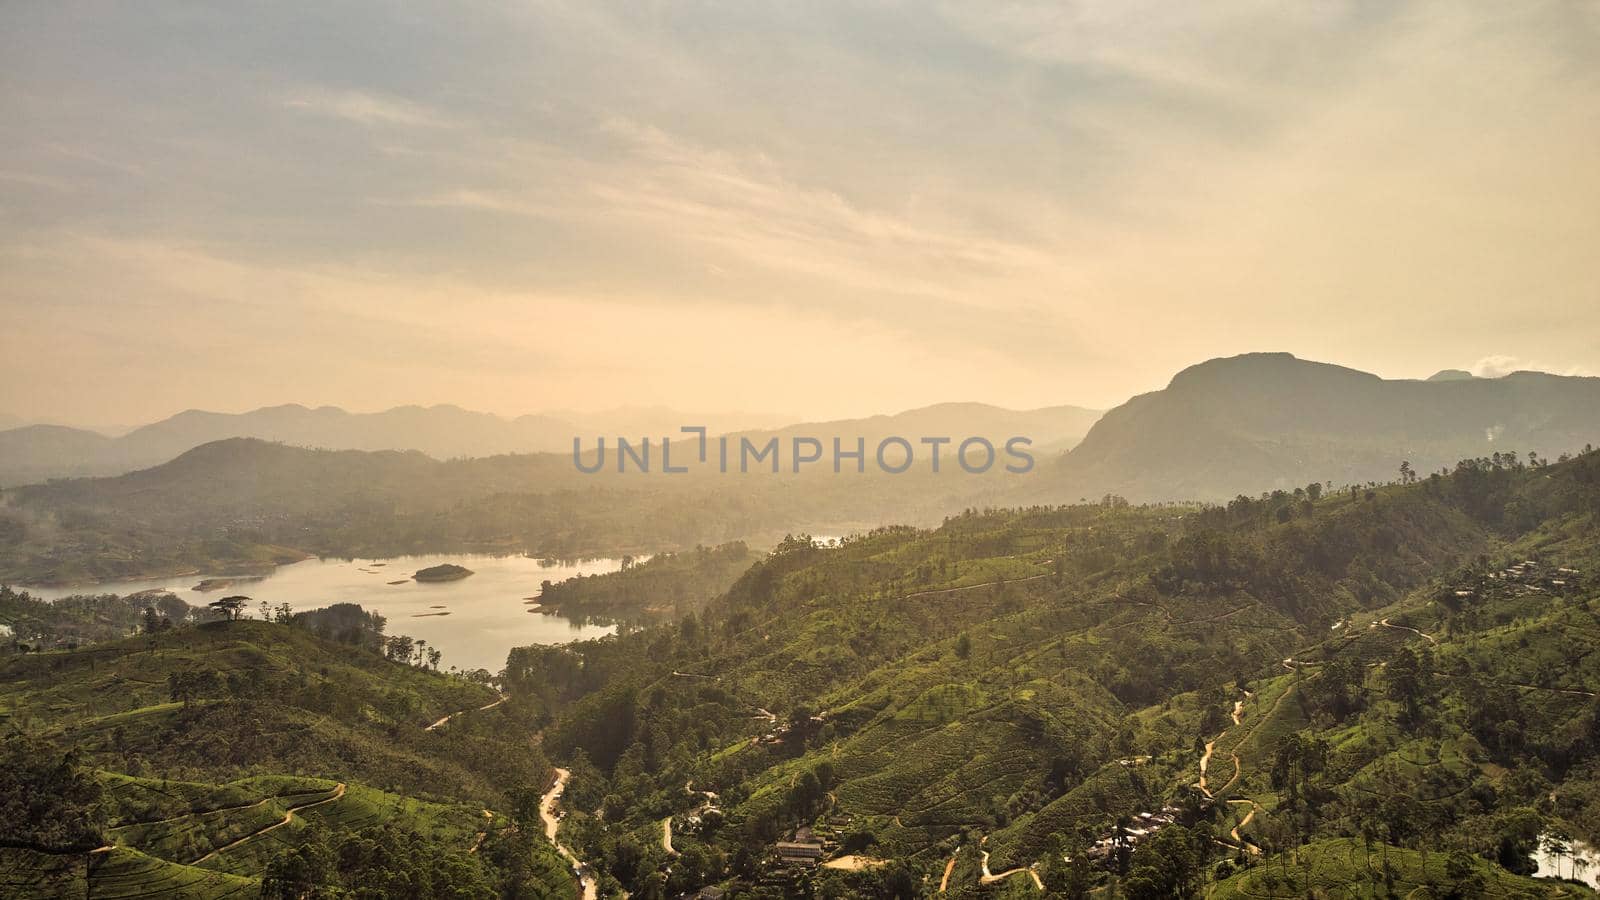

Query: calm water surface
<box><xmin>22</xmin><ymin>554</ymin><xmax>627</xmax><ymax>673</ymax></box>
<box><xmin>1534</xmin><ymin>833</ymin><xmax>1600</xmax><ymax>889</ymax></box>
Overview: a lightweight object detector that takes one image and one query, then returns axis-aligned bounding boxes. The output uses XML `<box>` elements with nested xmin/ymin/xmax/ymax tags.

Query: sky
<box><xmin>2</xmin><ymin>1</ymin><xmax>1598</xmax><ymax>428</ymax></box>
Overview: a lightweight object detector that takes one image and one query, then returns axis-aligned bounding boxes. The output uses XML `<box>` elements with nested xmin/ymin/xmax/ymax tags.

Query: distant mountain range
<box><xmin>6</xmin><ymin>352</ymin><xmax>1600</xmax><ymax>582</ymax></box>
<box><xmin>1048</xmin><ymin>352</ymin><xmax>1600</xmax><ymax>501</ymax></box>
<box><xmin>0</xmin><ymin>402</ymin><xmax>1102</xmax><ymax>487</ymax></box>
<box><xmin>0</xmin><ymin>404</ymin><xmax>775</xmax><ymax>486</ymax></box>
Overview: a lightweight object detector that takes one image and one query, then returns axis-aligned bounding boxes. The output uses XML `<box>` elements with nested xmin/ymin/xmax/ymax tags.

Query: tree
<box><xmin>1544</xmin><ymin>830</ymin><xmax>1572</xmax><ymax>880</ymax></box>
<box><xmin>955</xmin><ymin>632</ymin><xmax>972</xmax><ymax>660</ymax></box>
<box><xmin>1123</xmin><ymin>824</ymin><xmax>1199</xmax><ymax>899</ymax></box>
<box><xmin>1042</xmin><ymin>838</ymin><xmax>1096</xmax><ymax>899</ymax></box>
<box><xmin>209</xmin><ymin>595</ymin><xmax>249</xmax><ymax>621</ymax></box>
<box><xmin>0</xmin><ymin>733</ymin><xmax>107</xmax><ymax>851</ymax></box>
<box><xmin>507</xmin><ymin>784</ymin><xmax>543</xmax><ymax>831</ymax></box>
<box><xmin>261</xmin><ymin>841</ymin><xmax>332</xmax><ymax>899</ymax></box>
<box><xmin>1443</xmin><ymin>849</ymin><xmax>1485</xmax><ymax>898</ymax></box>
<box><xmin>1385</xmin><ymin>646</ymin><xmax>1430</xmax><ymax>725</ymax></box>
<box><xmin>386</xmin><ymin>635</ymin><xmax>415</xmax><ymax>664</ymax></box>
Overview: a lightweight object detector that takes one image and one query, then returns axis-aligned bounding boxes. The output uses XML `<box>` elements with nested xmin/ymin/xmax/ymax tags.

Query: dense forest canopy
<box><xmin>493</xmin><ymin>447</ymin><xmax>1600</xmax><ymax>897</ymax></box>
<box><xmin>6</xmin><ymin>443</ymin><xmax>1600</xmax><ymax>896</ymax></box>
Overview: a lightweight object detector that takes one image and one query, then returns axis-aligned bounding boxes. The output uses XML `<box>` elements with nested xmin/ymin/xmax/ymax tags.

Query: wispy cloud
<box><xmin>1471</xmin><ymin>356</ymin><xmax>1597</xmax><ymax>379</ymax></box>
<box><xmin>1</xmin><ymin>0</ymin><xmax>1598</xmax><ymax>423</ymax></box>
<box><xmin>281</xmin><ymin>88</ymin><xmax>454</xmax><ymax>129</ymax></box>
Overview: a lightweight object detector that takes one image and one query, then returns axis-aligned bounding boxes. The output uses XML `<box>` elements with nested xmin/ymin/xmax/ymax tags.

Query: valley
<box><xmin>8</xmin><ymin>0</ymin><xmax>1599</xmax><ymax>893</ymax></box>
<box><xmin>5</xmin><ymin>361</ymin><xmax>1600</xmax><ymax>897</ymax></box>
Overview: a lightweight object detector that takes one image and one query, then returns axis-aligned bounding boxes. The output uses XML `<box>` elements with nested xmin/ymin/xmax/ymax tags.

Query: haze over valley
<box><xmin>6</xmin><ymin>2</ymin><xmax>1600</xmax><ymax>898</ymax></box>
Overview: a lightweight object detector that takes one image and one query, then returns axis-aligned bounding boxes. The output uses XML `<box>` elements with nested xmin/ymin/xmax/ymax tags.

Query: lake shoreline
<box><xmin>12</xmin><ymin>549</ymin><xmax>642</xmax><ymax>593</ymax></box>
<box><xmin>17</xmin><ymin>551</ymin><xmax>630</xmax><ymax>673</ymax></box>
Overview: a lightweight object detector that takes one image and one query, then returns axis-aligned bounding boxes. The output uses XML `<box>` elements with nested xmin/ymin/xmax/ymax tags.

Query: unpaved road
<box><xmin>190</xmin><ymin>783</ymin><xmax>346</xmax><ymax>865</ymax></box>
<box><xmin>1373</xmin><ymin>618</ymin><xmax>1438</xmax><ymax>646</ymax></box>
<box><xmin>540</xmin><ymin>768</ymin><xmax>597</xmax><ymax>900</ymax></box>
<box><xmin>1195</xmin><ymin>690</ymin><xmax>1264</xmax><ymax>855</ymax></box>
<box><xmin>938</xmin><ymin>852</ymin><xmax>958</xmax><ymax>892</ymax></box>
<box><xmin>1227</xmin><ymin>799</ymin><xmax>1261</xmax><ymax>855</ymax></box>
<box><xmin>979</xmin><ymin>849</ymin><xmax>1043</xmax><ymax>890</ymax></box>
<box><xmin>426</xmin><ymin>694</ymin><xmax>507</xmax><ymax>731</ymax></box>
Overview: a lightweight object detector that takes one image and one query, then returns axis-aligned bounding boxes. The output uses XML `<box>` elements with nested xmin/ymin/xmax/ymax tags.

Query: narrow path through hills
<box><xmin>426</xmin><ymin>694</ymin><xmax>507</xmax><ymax>731</ymax></box>
<box><xmin>938</xmin><ymin>851</ymin><xmax>958</xmax><ymax>893</ymax></box>
<box><xmin>540</xmin><ymin>768</ymin><xmax>598</xmax><ymax>900</ymax></box>
<box><xmin>1195</xmin><ymin>693</ymin><xmax>1250</xmax><ymax>799</ymax></box>
<box><xmin>898</xmin><ymin>571</ymin><xmax>1053</xmax><ymax>603</ymax></box>
<box><xmin>978</xmin><ymin>849</ymin><xmax>1044</xmax><ymax>890</ymax></box>
<box><xmin>1435</xmin><ymin>672</ymin><xmax>1596</xmax><ymax>697</ymax></box>
<box><xmin>1194</xmin><ymin>689</ymin><xmax>1265</xmax><ymax>855</ymax></box>
<box><xmin>974</xmin><ymin>836</ymin><xmax>1045</xmax><ymax>891</ymax></box>
<box><xmin>1372</xmin><ymin>618</ymin><xmax>1437</xmax><ymax>646</ymax></box>
<box><xmin>189</xmin><ymin>783</ymin><xmax>346</xmax><ymax>866</ymax></box>
<box><xmin>468</xmin><ymin>809</ymin><xmax>492</xmax><ymax>854</ymax></box>
<box><xmin>661</xmin><ymin>780</ymin><xmax>719</xmax><ymax>857</ymax></box>
<box><xmin>1226</xmin><ymin>799</ymin><xmax>1261</xmax><ymax>854</ymax></box>
<box><xmin>113</xmin><ymin>794</ymin><xmax>277</xmax><ymax>829</ymax></box>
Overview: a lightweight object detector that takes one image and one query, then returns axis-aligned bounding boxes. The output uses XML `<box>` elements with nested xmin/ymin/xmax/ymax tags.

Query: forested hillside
<box><xmin>5</xmin><ymin>355</ymin><xmax>1597</xmax><ymax>588</ymax></box>
<box><xmin>1055</xmin><ymin>353</ymin><xmax>1600</xmax><ymax>501</ymax></box>
<box><xmin>535</xmin><ymin>542</ymin><xmax>762</xmax><ymax>622</ymax></box>
<box><xmin>0</xmin><ymin>437</ymin><xmax>1031</xmax><ymax>584</ymax></box>
<box><xmin>0</xmin><ymin>617</ymin><xmax>575</xmax><ymax>898</ymax></box>
<box><xmin>500</xmin><ymin>448</ymin><xmax>1600</xmax><ymax>897</ymax></box>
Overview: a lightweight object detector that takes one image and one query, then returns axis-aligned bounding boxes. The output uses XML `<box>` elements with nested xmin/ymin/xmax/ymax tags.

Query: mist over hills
<box><xmin>5</xmin><ymin>352</ymin><xmax>1600</xmax><ymax>583</ymax></box>
<box><xmin>0</xmin><ymin>402</ymin><xmax>1100</xmax><ymax>581</ymax></box>
<box><xmin>0</xmin><ymin>400</ymin><xmax>1098</xmax><ymax>488</ymax></box>
<box><xmin>0</xmin><ymin>403</ymin><xmax>794</xmax><ymax>486</ymax></box>
<box><xmin>1049</xmin><ymin>352</ymin><xmax>1600</xmax><ymax>502</ymax></box>
<box><xmin>729</xmin><ymin>401</ymin><xmax>1102</xmax><ymax>456</ymax></box>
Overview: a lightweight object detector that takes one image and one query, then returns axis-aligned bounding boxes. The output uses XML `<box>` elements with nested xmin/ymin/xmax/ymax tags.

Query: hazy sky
<box><xmin>2</xmin><ymin>1</ymin><xmax>1598</xmax><ymax>427</ymax></box>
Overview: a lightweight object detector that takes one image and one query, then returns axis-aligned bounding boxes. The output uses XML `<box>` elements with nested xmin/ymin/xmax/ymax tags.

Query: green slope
<box><xmin>508</xmin><ymin>449</ymin><xmax>1600</xmax><ymax>897</ymax></box>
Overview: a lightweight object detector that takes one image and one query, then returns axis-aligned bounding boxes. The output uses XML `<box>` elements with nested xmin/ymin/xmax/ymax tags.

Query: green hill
<box><xmin>10</xmin><ymin>442</ymin><xmax>1600</xmax><ymax>896</ymax></box>
<box><xmin>501</xmin><ymin>448</ymin><xmax>1600</xmax><ymax>897</ymax></box>
<box><xmin>0</xmin><ymin>619</ymin><xmax>575</xmax><ymax>898</ymax></box>
<box><xmin>1052</xmin><ymin>352</ymin><xmax>1600</xmax><ymax>502</ymax></box>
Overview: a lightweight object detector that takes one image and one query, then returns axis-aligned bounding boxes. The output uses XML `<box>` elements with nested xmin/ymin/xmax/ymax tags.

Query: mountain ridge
<box><xmin>1049</xmin><ymin>352</ymin><xmax>1600</xmax><ymax>501</ymax></box>
<box><xmin>0</xmin><ymin>401</ymin><xmax>1099</xmax><ymax>486</ymax></box>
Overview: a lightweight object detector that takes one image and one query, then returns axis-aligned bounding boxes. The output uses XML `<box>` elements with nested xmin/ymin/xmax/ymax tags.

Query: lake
<box><xmin>20</xmin><ymin>554</ymin><xmax>629</xmax><ymax>673</ymax></box>
<box><xmin>1534</xmin><ymin>833</ymin><xmax>1600</xmax><ymax>889</ymax></box>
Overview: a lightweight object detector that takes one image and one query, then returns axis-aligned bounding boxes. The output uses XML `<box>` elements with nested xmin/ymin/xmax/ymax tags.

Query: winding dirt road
<box><xmin>938</xmin><ymin>851</ymin><xmax>958</xmax><ymax>893</ymax></box>
<box><xmin>661</xmin><ymin>780</ymin><xmax>719</xmax><ymax>857</ymax></box>
<box><xmin>1226</xmin><ymin>799</ymin><xmax>1261</xmax><ymax>854</ymax></box>
<box><xmin>468</xmin><ymin>809</ymin><xmax>492</xmax><ymax>854</ymax></box>
<box><xmin>978</xmin><ymin>849</ymin><xmax>1044</xmax><ymax>890</ymax></box>
<box><xmin>1372</xmin><ymin>618</ymin><xmax>1438</xmax><ymax>646</ymax></box>
<box><xmin>189</xmin><ymin>783</ymin><xmax>346</xmax><ymax>866</ymax></box>
<box><xmin>540</xmin><ymin>768</ymin><xmax>597</xmax><ymax>900</ymax></box>
<box><xmin>426</xmin><ymin>694</ymin><xmax>507</xmax><ymax>731</ymax></box>
<box><xmin>1194</xmin><ymin>690</ymin><xmax>1263</xmax><ymax>855</ymax></box>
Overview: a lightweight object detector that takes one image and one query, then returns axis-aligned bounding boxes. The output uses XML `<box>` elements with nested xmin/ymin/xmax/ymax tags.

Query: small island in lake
<box><xmin>413</xmin><ymin>563</ymin><xmax>474</xmax><ymax>583</ymax></box>
<box><xmin>191</xmin><ymin>576</ymin><xmax>263</xmax><ymax>593</ymax></box>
